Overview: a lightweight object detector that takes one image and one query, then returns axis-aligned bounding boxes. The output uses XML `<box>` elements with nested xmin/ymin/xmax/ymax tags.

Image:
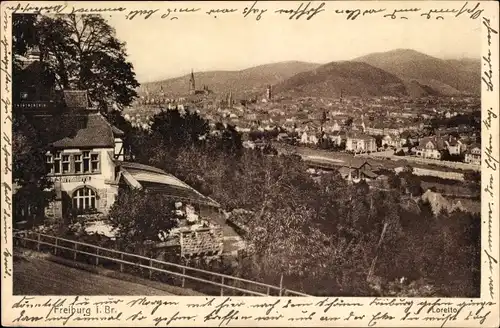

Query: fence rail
<box><xmin>14</xmin><ymin>231</ymin><xmax>310</xmax><ymax>297</ymax></box>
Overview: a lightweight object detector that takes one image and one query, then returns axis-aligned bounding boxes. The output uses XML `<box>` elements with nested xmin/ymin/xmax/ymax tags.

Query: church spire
<box><xmin>189</xmin><ymin>69</ymin><xmax>196</xmax><ymax>95</ymax></box>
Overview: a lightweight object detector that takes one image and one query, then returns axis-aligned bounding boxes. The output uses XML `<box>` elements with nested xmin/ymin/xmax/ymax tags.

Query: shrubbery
<box><xmin>113</xmin><ymin>110</ymin><xmax>480</xmax><ymax>297</ymax></box>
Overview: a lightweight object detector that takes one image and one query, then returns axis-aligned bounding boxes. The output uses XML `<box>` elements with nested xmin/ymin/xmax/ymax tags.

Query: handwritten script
<box><xmin>481</xmin><ymin>14</ymin><xmax>499</xmax><ymax>303</ymax></box>
<box><xmin>6</xmin><ymin>296</ymin><xmax>497</xmax><ymax>326</ymax></box>
<box><xmin>0</xmin><ymin>1</ymin><xmax>498</xmax><ymax>327</ymax></box>
<box><xmin>5</xmin><ymin>1</ymin><xmax>485</xmax><ymax>21</ymax></box>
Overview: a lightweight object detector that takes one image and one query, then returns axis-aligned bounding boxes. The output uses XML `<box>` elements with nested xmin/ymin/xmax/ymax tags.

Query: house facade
<box><xmin>346</xmin><ymin>132</ymin><xmax>377</xmax><ymax>153</ymax></box>
<box><xmin>382</xmin><ymin>135</ymin><xmax>402</xmax><ymax>149</ymax></box>
<box><xmin>464</xmin><ymin>144</ymin><xmax>481</xmax><ymax>165</ymax></box>
<box><xmin>33</xmin><ymin>91</ymin><xmax>220</xmax><ymax>222</ymax></box>
<box><xmin>44</xmin><ymin>114</ymin><xmax>124</xmax><ymax>219</ymax></box>
<box><xmin>444</xmin><ymin>136</ymin><xmax>464</xmax><ymax>155</ymax></box>
<box><xmin>415</xmin><ymin>137</ymin><xmax>444</xmax><ymax>159</ymax></box>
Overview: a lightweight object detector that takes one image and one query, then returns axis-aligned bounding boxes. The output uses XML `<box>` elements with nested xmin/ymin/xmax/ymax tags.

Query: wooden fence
<box><xmin>13</xmin><ymin>231</ymin><xmax>310</xmax><ymax>297</ymax></box>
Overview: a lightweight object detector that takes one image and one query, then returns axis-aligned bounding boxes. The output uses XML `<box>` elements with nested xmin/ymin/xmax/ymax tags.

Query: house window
<box><xmin>45</xmin><ymin>155</ymin><xmax>54</xmax><ymax>174</ymax></box>
<box><xmin>83</xmin><ymin>151</ymin><xmax>90</xmax><ymax>173</ymax></box>
<box><xmin>91</xmin><ymin>153</ymin><xmax>99</xmax><ymax>172</ymax></box>
<box><xmin>62</xmin><ymin>155</ymin><xmax>70</xmax><ymax>173</ymax></box>
<box><xmin>72</xmin><ymin>187</ymin><xmax>97</xmax><ymax>210</ymax></box>
<box><xmin>53</xmin><ymin>152</ymin><xmax>61</xmax><ymax>174</ymax></box>
<box><xmin>74</xmin><ymin>154</ymin><xmax>83</xmax><ymax>173</ymax></box>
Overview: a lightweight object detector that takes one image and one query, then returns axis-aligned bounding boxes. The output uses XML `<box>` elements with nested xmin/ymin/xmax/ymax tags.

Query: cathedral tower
<box><xmin>189</xmin><ymin>69</ymin><xmax>196</xmax><ymax>95</ymax></box>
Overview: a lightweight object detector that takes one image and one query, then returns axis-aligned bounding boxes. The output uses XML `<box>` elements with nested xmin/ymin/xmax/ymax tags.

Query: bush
<box><xmin>108</xmin><ymin>189</ymin><xmax>179</xmax><ymax>243</ymax></box>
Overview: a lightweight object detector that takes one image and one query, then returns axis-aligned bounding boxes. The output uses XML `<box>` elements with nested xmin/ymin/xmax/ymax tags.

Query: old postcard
<box><xmin>1</xmin><ymin>0</ymin><xmax>499</xmax><ymax>326</ymax></box>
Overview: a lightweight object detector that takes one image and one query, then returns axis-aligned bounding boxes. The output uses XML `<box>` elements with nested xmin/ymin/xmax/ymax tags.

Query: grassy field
<box><xmin>13</xmin><ymin>255</ymin><xmax>175</xmax><ymax>296</ymax></box>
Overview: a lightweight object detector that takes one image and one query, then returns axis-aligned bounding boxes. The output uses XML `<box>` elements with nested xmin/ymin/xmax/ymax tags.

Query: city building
<box><xmin>415</xmin><ymin>136</ymin><xmax>444</xmax><ymax>159</ymax></box>
<box><xmin>381</xmin><ymin>135</ymin><xmax>402</xmax><ymax>149</ymax></box>
<box><xmin>444</xmin><ymin>136</ymin><xmax>464</xmax><ymax>155</ymax></box>
<box><xmin>345</xmin><ymin>132</ymin><xmax>377</xmax><ymax>153</ymax></box>
<box><xmin>464</xmin><ymin>143</ymin><xmax>481</xmax><ymax>165</ymax></box>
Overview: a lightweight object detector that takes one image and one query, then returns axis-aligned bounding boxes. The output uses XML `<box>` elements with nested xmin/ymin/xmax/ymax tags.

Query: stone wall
<box><xmin>180</xmin><ymin>226</ymin><xmax>224</xmax><ymax>258</ymax></box>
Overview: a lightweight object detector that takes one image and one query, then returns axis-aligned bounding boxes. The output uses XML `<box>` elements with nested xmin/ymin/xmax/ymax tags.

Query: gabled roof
<box><xmin>445</xmin><ymin>136</ymin><xmax>460</xmax><ymax>146</ymax></box>
<box><xmin>418</xmin><ymin>136</ymin><xmax>445</xmax><ymax>150</ymax></box>
<box><xmin>346</xmin><ymin>132</ymin><xmax>374</xmax><ymax>141</ymax></box>
<box><xmin>349</xmin><ymin>158</ymin><xmax>372</xmax><ymax>169</ymax></box>
<box><xmin>50</xmin><ymin>113</ymin><xmax>117</xmax><ymax>148</ymax></box>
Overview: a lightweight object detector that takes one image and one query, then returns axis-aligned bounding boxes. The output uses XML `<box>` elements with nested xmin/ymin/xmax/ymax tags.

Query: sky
<box><xmin>106</xmin><ymin>1</ymin><xmax>482</xmax><ymax>83</ymax></box>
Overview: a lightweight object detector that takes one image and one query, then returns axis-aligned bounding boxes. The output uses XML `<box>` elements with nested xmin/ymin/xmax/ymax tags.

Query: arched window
<box><xmin>72</xmin><ymin>187</ymin><xmax>97</xmax><ymax>210</ymax></box>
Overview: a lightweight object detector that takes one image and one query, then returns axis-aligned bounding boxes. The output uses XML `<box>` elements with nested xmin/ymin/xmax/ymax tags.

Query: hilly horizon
<box><xmin>354</xmin><ymin>49</ymin><xmax>480</xmax><ymax>96</ymax></box>
<box><xmin>140</xmin><ymin>49</ymin><xmax>480</xmax><ymax>99</ymax></box>
<box><xmin>273</xmin><ymin>61</ymin><xmax>407</xmax><ymax>98</ymax></box>
<box><xmin>140</xmin><ymin>61</ymin><xmax>320</xmax><ymax>98</ymax></box>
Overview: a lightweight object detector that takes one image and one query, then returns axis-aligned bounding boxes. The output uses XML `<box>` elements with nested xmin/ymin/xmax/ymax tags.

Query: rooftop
<box><xmin>35</xmin><ymin>112</ymin><xmax>123</xmax><ymax>149</ymax></box>
<box><xmin>119</xmin><ymin>162</ymin><xmax>220</xmax><ymax>208</ymax></box>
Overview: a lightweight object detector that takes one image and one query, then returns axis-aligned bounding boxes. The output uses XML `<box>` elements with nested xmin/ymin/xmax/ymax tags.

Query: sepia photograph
<box><xmin>8</xmin><ymin>2</ymin><xmax>485</xmax><ymax>301</ymax></box>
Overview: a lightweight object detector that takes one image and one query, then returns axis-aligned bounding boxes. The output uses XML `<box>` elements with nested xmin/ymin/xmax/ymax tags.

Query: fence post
<box><xmin>221</xmin><ymin>276</ymin><xmax>225</xmax><ymax>296</ymax></box>
<box><xmin>182</xmin><ymin>267</ymin><xmax>186</xmax><ymax>288</ymax></box>
<box><xmin>74</xmin><ymin>243</ymin><xmax>77</xmax><ymax>261</ymax></box>
<box><xmin>96</xmin><ymin>249</ymin><xmax>99</xmax><ymax>266</ymax></box>
<box><xmin>120</xmin><ymin>253</ymin><xmax>124</xmax><ymax>272</ymax></box>
<box><xmin>267</xmin><ymin>286</ymin><xmax>270</xmax><ymax>296</ymax></box>
<box><xmin>54</xmin><ymin>238</ymin><xmax>58</xmax><ymax>256</ymax></box>
<box><xmin>149</xmin><ymin>258</ymin><xmax>153</xmax><ymax>280</ymax></box>
<box><xmin>37</xmin><ymin>232</ymin><xmax>41</xmax><ymax>252</ymax></box>
<box><xmin>279</xmin><ymin>274</ymin><xmax>283</xmax><ymax>297</ymax></box>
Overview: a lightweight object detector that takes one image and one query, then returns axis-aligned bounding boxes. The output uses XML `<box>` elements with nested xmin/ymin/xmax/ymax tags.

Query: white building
<box><xmin>42</xmin><ymin>91</ymin><xmax>219</xmax><ymax>221</ymax></box>
<box><xmin>464</xmin><ymin>144</ymin><xmax>481</xmax><ymax>165</ymax></box>
<box><xmin>346</xmin><ymin>132</ymin><xmax>377</xmax><ymax>153</ymax></box>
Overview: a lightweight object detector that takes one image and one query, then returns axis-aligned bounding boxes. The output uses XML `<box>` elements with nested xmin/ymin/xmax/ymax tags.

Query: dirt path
<box><xmin>13</xmin><ymin>256</ymin><xmax>174</xmax><ymax>296</ymax></box>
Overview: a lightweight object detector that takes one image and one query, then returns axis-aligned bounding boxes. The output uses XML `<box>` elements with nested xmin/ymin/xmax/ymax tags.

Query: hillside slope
<box><xmin>354</xmin><ymin>49</ymin><xmax>480</xmax><ymax>95</ymax></box>
<box><xmin>141</xmin><ymin>61</ymin><xmax>320</xmax><ymax>98</ymax></box>
<box><xmin>273</xmin><ymin>61</ymin><xmax>407</xmax><ymax>98</ymax></box>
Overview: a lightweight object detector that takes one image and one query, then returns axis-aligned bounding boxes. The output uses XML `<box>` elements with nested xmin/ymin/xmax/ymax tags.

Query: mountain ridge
<box><xmin>140</xmin><ymin>49</ymin><xmax>480</xmax><ymax>99</ymax></box>
<box><xmin>353</xmin><ymin>49</ymin><xmax>480</xmax><ymax>95</ymax></box>
<box><xmin>140</xmin><ymin>61</ymin><xmax>320</xmax><ymax>98</ymax></box>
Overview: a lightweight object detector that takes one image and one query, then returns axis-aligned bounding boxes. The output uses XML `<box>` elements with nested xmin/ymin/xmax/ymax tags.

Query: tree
<box><xmin>150</xmin><ymin>109</ymin><xmax>209</xmax><ymax>154</ymax></box>
<box><xmin>14</xmin><ymin>14</ymin><xmax>139</xmax><ymax>112</ymax></box>
<box><xmin>12</xmin><ymin>115</ymin><xmax>55</xmax><ymax>224</ymax></box>
<box><xmin>210</xmin><ymin>123</ymin><xmax>243</xmax><ymax>156</ymax></box>
<box><xmin>399</xmin><ymin>167</ymin><xmax>422</xmax><ymax>197</ymax></box>
<box><xmin>108</xmin><ymin>188</ymin><xmax>179</xmax><ymax>243</ymax></box>
<box><xmin>464</xmin><ymin>171</ymin><xmax>481</xmax><ymax>194</ymax></box>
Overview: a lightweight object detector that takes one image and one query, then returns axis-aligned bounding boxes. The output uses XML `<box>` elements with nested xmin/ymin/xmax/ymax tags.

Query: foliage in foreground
<box><xmin>115</xmin><ymin>109</ymin><xmax>480</xmax><ymax>297</ymax></box>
